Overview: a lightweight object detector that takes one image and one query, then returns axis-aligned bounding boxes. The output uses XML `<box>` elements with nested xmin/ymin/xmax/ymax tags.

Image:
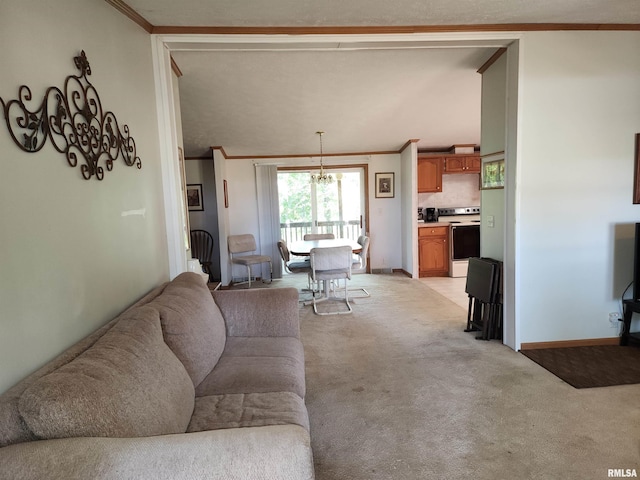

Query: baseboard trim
<box><xmin>520</xmin><ymin>337</ymin><xmax>620</xmax><ymax>350</ymax></box>
<box><xmin>371</xmin><ymin>268</ymin><xmax>394</xmax><ymax>274</ymax></box>
<box><xmin>370</xmin><ymin>268</ymin><xmax>411</xmax><ymax>277</ymax></box>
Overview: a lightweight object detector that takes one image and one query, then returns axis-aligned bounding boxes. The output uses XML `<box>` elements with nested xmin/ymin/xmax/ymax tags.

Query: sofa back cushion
<box><xmin>149</xmin><ymin>272</ymin><xmax>226</xmax><ymax>387</ymax></box>
<box><xmin>0</xmin><ymin>283</ymin><xmax>171</xmax><ymax>448</ymax></box>
<box><xmin>18</xmin><ymin>305</ymin><xmax>195</xmax><ymax>440</ymax></box>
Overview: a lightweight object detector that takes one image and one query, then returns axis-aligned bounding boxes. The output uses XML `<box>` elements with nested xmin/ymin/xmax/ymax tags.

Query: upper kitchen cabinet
<box><xmin>444</xmin><ymin>155</ymin><xmax>481</xmax><ymax>173</ymax></box>
<box><xmin>418</xmin><ymin>156</ymin><xmax>443</xmax><ymax>193</ymax></box>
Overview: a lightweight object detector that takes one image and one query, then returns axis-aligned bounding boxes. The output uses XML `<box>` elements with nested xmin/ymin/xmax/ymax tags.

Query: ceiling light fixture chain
<box><xmin>310</xmin><ymin>130</ymin><xmax>333</xmax><ymax>185</ymax></box>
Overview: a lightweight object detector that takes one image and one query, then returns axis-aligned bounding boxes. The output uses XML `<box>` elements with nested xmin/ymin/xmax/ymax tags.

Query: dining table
<box><xmin>289</xmin><ymin>238</ymin><xmax>362</xmax><ymax>311</ymax></box>
<box><xmin>289</xmin><ymin>238</ymin><xmax>362</xmax><ymax>256</ymax></box>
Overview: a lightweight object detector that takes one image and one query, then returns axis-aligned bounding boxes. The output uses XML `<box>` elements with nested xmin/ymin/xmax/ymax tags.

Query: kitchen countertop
<box><xmin>418</xmin><ymin>214</ymin><xmax>481</xmax><ymax>229</ymax></box>
<box><xmin>418</xmin><ymin>222</ymin><xmax>451</xmax><ymax>228</ymax></box>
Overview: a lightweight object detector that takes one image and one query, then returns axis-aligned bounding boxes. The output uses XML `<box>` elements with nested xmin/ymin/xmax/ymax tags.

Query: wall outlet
<box><xmin>609</xmin><ymin>312</ymin><xmax>621</xmax><ymax>327</ymax></box>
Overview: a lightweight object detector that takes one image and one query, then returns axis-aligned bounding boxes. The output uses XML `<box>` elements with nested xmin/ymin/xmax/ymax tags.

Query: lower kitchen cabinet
<box><xmin>418</xmin><ymin>226</ymin><xmax>449</xmax><ymax>277</ymax></box>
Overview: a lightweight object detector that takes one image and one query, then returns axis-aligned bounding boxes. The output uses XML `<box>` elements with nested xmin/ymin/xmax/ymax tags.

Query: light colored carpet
<box><xmin>233</xmin><ymin>273</ymin><xmax>640</xmax><ymax>479</ymax></box>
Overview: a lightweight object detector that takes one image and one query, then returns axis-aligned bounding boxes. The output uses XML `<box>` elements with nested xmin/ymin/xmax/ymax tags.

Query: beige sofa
<box><xmin>0</xmin><ymin>273</ymin><xmax>314</xmax><ymax>480</ymax></box>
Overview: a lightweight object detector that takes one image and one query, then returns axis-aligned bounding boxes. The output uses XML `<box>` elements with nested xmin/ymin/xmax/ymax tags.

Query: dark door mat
<box><xmin>521</xmin><ymin>345</ymin><xmax>640</xmax><ymax>388</ymax></box>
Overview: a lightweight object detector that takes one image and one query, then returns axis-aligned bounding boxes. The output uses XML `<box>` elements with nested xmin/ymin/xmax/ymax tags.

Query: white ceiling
<box><xmin>121</xmin><ymin>0</ymin><xmax>640</xmax><ymax>158</ymax></box>
<box><xmin>173</xmin><ymin>46</ymin><xmax>494</xmax><ymax>157</ymax></box>
<box><xmin>127</xmin><ymin>0</ymin><xmax>640</xmax><ymax>28</ymax></box>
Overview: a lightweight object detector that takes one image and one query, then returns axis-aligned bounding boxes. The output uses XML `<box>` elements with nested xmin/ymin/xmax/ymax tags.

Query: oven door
<box><xmin>451</xmin><ymin>224</ymin><xmax>480</xmax><ymax>260</ymax></box>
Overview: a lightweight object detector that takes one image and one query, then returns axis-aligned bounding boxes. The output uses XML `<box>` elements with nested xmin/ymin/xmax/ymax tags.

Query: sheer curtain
<box><xmin>255</xmin><ymin>164</ymin><xmax>283</xmax><ymax>279</ymax></box>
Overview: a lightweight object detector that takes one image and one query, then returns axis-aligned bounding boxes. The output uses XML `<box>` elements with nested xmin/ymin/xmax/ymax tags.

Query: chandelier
<box><xmin>310</xmin><ymin>131</ymin><xmax>333</xmax><ymax>185</ymax></box>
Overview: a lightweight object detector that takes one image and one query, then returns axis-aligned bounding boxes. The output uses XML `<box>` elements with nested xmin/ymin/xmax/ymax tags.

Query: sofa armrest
<box><xmin>212</xmin><ymin>287</ymin><xmax>300</xmax><ymax>338</ymax></box>
<box><xmin>0</xmin><ymin>425</ymin><xmax>314</xmax><ymax>480</ymax></box>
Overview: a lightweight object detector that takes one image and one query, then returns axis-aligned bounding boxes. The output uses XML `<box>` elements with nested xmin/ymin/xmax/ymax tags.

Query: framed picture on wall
<box><xmin>375</xmin><ymin>172</ymin><xmax>395</xmax><ymax>198</ymax></box>
<box><xmin>186</xmin><ymin>184</ymin><xmax>204</xmax><ymax>211</ymax></box>
<box><xmin>481</xmin><ymin>159</ymin><xmax>505</xmax><ymax>190</ymax></box>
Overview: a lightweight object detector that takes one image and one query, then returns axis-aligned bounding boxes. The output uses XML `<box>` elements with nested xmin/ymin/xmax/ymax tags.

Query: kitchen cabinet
<box><xmin>444</xmin><ymin>155</ymin><xmax>481</xmax><ymax>173</ymax></box>
<box><xmin>417</xmin><ymin>156</ymin><xmax>443</xmax><ymax>193</ymax></box>
<box><xmin>418</xmin><ymin>226</ymin><xmax>449</xmax><ymax>277</ymax></box>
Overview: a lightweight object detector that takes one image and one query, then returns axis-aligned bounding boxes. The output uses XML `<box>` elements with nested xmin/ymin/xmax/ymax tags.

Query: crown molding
<box><xmin>150</xmin><ymin>23</ymin><xmax>640</xmax><ymax>35</ymax></box>
<box><xmin>477</xmin><ymin>47</ymin><xmax>507</xmax><ymax>74</ymax></box>
<box><xmin>399</xmin><ymin>139</ymin><xmax>420</xmax><ymax>153</ymax></box>
<box><xmin>104</xmin><ymin>0</ymin><xmax>153</xmax><ymax>33</ymax></box>
<box><xmin>212</xmin><ymin>146</ymin><xmax>399</xmax><ymax>160</ymax></box>
<box><xmin>170</xmin><ymin>55</ymin><xmax>183</xmax><ymax>77</ymax></box>
<box><xmin>210</xmin><ymin>142</ymin><xmax>481</xmax><ymax>160</ymax></box>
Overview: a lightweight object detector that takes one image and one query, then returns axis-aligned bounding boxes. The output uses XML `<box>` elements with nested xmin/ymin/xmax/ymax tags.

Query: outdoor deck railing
<box><xmin>280</xmin><ymin>220</ymin><xmax>360</xmax><ymax>244</ymax></box>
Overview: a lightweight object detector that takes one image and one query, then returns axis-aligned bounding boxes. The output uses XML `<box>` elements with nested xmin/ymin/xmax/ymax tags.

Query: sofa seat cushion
<box><xmin>222</xmin><ymin>336</ymin><xmax>304</xmax><ymax>359</ymax></box>
<box><xmin>187</xmin><ymin>392</ymin><xmax>309</xmax><ymax>433</ymax></box>
<box><xmin>149</xmin><ymin>272</ymin><xmax>227</xmax><ymax>387</ymax></box>
<box><xmin>18</xmin><ymin>305</ymin><xmax>195</xmax><ymax>440</ymax></box>
<box><xmin>195</xmin><ymin>337</ymin><xmax>305</xmax><ymax>399</ymax></box>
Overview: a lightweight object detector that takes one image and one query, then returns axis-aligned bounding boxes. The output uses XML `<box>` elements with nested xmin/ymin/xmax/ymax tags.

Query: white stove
<box><xmin>437</xmin><ymin>206</ymin><xmax>481</xmax><ymax>225</ymax></box>
<box><xmin>437</xmin><ymin>206</ymin><xmax>481</xmax><ymax>277</ymax></box>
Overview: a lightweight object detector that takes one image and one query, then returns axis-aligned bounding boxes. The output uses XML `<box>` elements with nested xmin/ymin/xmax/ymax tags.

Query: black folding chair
<box><xmin>190</xmin><ymin>230</ymin><xmax>215</xmax><ymax>282</ymax></box>
<box><xmin>464</xmin><ymin>257</ymin><xmax>502</xmax><ymax>340</ymax></box>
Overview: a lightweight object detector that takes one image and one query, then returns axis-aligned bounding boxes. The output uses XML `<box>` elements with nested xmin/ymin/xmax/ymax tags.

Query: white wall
<box><xmin>400</xmin><ymin>144</ymin><xmax>416</xmax><ymax>276</ymax></box>
<box><xmin>368</xmin><ymin>154</ymin><xmax>403</xmax><ymax>271</ymax></box>
<box><xmin>172</xmin><ymin>72</ymin><xmax>185</xmax><ymax>154</ymax></box>
<box><xmin>0</xmin><ymin>0</ymin><xmax>168</xmax><ymax>393</ymax></box>
<box><xmin>480</xmin><ymin>52</ymin><xmax>507</xmax><ymax>261</ymax></box>
<box><xmin>171</xmin><ymin>70</ymin><xmax>191</xmax><ymax>263</ymax></box>
<box><xmin>213</xmin><ymin>149</ymin><xmax>231</xmax><ymax>284</ymax></box>
<box><xmin>517</xmin><ymin>31</ymin><xmax>640</xmax><ymax>343</ymax></box>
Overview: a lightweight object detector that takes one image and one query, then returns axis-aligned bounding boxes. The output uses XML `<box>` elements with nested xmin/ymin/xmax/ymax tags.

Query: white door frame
<box><xmin>151</xmin><ymin>37</ymin><xmax>187</xmax><ymax>279</ymax></box>
<box><xmin>150</xmin><ymin>31</ymin><xmax>522</xmax><ymax>348</ymax></box>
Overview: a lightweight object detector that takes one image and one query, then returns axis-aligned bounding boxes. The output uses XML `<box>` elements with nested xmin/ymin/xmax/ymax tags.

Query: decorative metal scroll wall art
<box><xmin>0</xmin><ymin>51</ymin><xmax>141</xmax><ymax>180</ymax></box>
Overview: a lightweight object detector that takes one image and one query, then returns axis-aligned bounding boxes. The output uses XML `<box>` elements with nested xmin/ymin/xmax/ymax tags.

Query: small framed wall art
<box><xmin>186</xmin><ymin>184</ymin><xmax>204</xmax><ymax>211</ymax></box>
<box><xmin>375</xmin><ymin>172</ymin><xmax>395</xmax><ymax>198</ymax></box>
<box><xmin>481</xmin><ymin>159</ymin><xmax>505</xmax><ymax>190</ymax></box>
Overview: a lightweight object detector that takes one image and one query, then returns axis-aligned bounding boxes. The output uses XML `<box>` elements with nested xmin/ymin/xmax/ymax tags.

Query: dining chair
<box><xmin>277</xmin><ymin>239</ymin><xmax>311</xmax><ymax>274</ymax></box>
<box><xmin>349</xmin><ymin>235</ymin><xmax>370</xmax><ymax>298</ymax></box>
<box><xmin>278</xmin><ymin>239</ymin><xmax>315</xmax><ymax>291</ymax></box>
<box><xmin>190</xmin><ymin>229</ymin><xmax>215</xmax><ymax>282</ymax></box>
<box><xmin>228</xmin><ymin>234</ymin><xmax>272</xmax><ymax>288</ymax></box>
<box><xmin>303</xmin><ymin>233</ymin><xmax>335</xmax><ymax>240</ymax></box>
<box><xmin>308</xmin><ymin>245</ymin><xmax>352</xmax><ymax>315</ymax></box>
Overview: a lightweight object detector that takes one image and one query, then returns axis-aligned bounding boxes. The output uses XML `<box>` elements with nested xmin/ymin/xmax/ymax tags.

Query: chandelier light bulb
<box><xmin>311</xmin><ymin>131</ymin><xmax>333</xmax><ymax>185</ymax></box>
